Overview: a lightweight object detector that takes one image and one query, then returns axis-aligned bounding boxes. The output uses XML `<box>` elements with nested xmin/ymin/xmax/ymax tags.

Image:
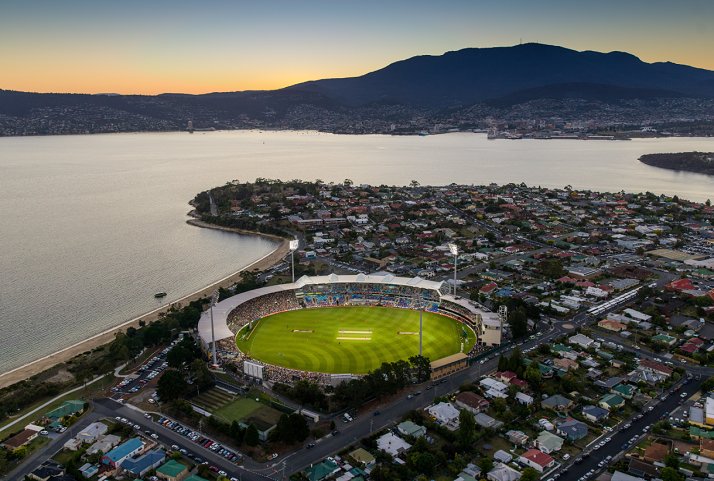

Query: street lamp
<box><xmin>210</xmin><ymin>290</ymin><xmax>219</xmax><ymax>368</ymax></box>
<box><xmin>289</xmin><ymin>239</ymin><xmax>299</xmax><ymax>283</ymax></box>
<box><xmin>448</xmin><ymin>243</ymin><xmax>458</xmax><ymax>297</ymax></box>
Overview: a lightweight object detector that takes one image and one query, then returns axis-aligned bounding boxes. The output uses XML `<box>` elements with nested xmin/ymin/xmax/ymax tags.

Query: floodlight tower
<box><xmin>289</xmin><ymin>239</ymin><xmax>299</xmax><ymax>283</ymax></box>
<box><xmin>448</xmin><ymin>243</ymin><xmax>459</xmax><ymax>297</ymax></box>
<box><xmin>413</xmin><ymin>290</ymin><xmax>424</xmax><ymax>356</ymax></box>
<box><xmin>209</xmin><ymin>289</ymin><xmax>220</xmax><ymax>368</ymax></box>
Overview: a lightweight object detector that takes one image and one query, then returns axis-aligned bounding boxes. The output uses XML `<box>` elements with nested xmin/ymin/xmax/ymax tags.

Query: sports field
<box><xmin>235</xmin><ymin>306</ymin><xmax>476</xmax><ymax>374</ymax></box>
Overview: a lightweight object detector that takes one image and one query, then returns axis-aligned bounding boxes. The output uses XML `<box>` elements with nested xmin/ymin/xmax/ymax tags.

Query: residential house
<box><xmin>455</xmin><ymin>391</ymin><xmax>490</xmax><ymax>414</ymax></box>
<box><xmin>2</xmin><ymin>428</ymin><xmax>39</xmax><ymax>451</ymax></box>
<box><xmin>102</xmin><ymin>437</ymin><xmax>144</xmax><ymax>468</ymax></box>
<box><xmin>494</xmin><ymin>451</ymin><xmax>512</xmax><ymax>463</ymax></box>
<box><xmin>599</xmin><ymin>393</ymin><xmax>626</xmax><ymax>411</ymax></box>
<box><xmin>87</xmin><ymin>434</ymin><xmax>121</xmax><ymax>455</ymax></box>
<box><xmin>582</xmin><ymin>405</ymin><xmax>609</xmax><ymax>423</ymax></box>
<box><xmin>28</xmin><ymin>461</ymin><xmax>64</xmax><ymax>481</ymax></box>
<box><xmin>515</xmin><ymin>392</ymin><xmax>534</xmax><ymax>406</ymax></box>
<box><xmin>638</xmin><ymin>359</ymin><xmax>673</xmax><ymax>378</ymax></box>
<box><xmin>78</xmin><ymin>463</ymin><xmax>98</xmax><ymax>479</ymax></box>
<box><xmin>305</xmin><ymin>460</ymin><xmax>339</xmax><ymax>481</ymax></box>
<box><xmin>487</xmin><ymin>462</ymin><xmax>522</xmax><ymax>481</ymax></box>
<box><xmin>397</xmin><ymin>421</ymin><xmax>426</xmax><ymax>438</ymax></box>
<box><xmin>349</xmin><ymin>448</ymin><xmax>376</xmax><ymax>468</ymax></box>
<box><xmin>518</xmin><ymin>449</ymin><xmax>555</xmax><ymax>473</ymax></box>
<box><xmin>475</xmin><ymin>413</ymin><xmax>503</xmax><ymax>429</ymax></box>
<box><xmin>77</xmin><ymin>422</ymin><xmax>108</xmax><ymax>444</ymax></box>
<box><xmin>505</xmin><ymin>430</ymin><xmax>529</xmax><ymax>446</ymax></box>
<box><xmin>556</xmin><ymin>418</ymin><xmax>588</xmax><ymax>441</ymax></box>
<box><xmin>541</xmin><ymin>394</ymin><xmax>573</xmax><ymax>412</ymax></box>
<box><xmin>612</xmin><ymin>384</ymin><xmax>637</xmax><ymax>399</ymax></box>
<box><xmin>612</xmin><ymin>472</ymin><xmax>645</xmax><ymax>481</ymax></box>
<box><xmin>568</xmin><ymin>333</ymin><xmax>595</xmax><ymax>349</ymax></box>
<box><xmin>121</xmin><ymin>449</ymin><xmax>166</xmax><ymax>477</ymax></box>
<box><xmin>376</xmin><ymin>432</ymin><xmax>411</xmax><ymax>457</ymax></box>
<box><xmin>156</xmin><ymin>460</ymin><xmax>189</xmax><ymax>481</ymax></box>
<box><xmin>598</xmin><ymin>319</ymin><xmax>627</xmax><ymax>332</ymax></box>
<box><xmin>427</xmin><ymin>402</ymin><xmax>460</xmax><ymax>430</ymax></box>
<box><xmin>553</xmin><ymin>358</ymin><xmax>579</xmax><ymax>371</ymax></box>
<box><xmin>536</xmin><ymin>431</ymin><xmax>564</xmax><ymax>454</ymax></box>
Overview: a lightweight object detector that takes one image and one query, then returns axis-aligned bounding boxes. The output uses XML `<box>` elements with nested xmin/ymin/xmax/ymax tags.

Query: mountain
<box><xmin>284</xmin><ymin>43</ymin><xmax>714</xmax><ymax>107</ymax></box>
<box><xmin>3</xmin><ymin>43</ymin><xmax>714</xmax><ymax>137</ymax></box>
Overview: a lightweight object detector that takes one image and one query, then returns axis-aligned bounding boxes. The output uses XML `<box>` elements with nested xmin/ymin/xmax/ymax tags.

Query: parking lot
<box><xmin>111</xmin><ymin>346</ymin><xmax>172</xmax><ymax>401</ymax></box>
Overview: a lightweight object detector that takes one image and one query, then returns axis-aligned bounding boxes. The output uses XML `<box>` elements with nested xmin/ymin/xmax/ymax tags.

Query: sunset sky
<box><xmin>2</xmin><ymin>0</ymin><xmax>713</xmax><ymax>95</ymax></box>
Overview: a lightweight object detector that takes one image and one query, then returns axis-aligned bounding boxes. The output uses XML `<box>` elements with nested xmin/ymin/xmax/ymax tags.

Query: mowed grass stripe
<box><xmin>235</xmin><ymin>306</ymin><xmax>475</xmax><ymax>374</ymax></box>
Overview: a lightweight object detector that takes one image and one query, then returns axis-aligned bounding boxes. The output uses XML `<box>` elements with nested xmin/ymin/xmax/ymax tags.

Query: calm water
<box><xmin>1</xmin><ymin>131</ymin><xmax>713</xmax><ymax>373</ymax></box>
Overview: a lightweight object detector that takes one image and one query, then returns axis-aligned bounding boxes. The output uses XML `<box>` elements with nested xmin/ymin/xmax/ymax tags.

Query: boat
<box><xmin>154</xmin><ymin>292</ymin><xmax>167</xmax><ymax>299</ymax></box>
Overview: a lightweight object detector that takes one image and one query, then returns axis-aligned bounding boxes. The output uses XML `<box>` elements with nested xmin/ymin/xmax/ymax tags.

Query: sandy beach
<box><xmin>0</xmin><ymin>222</ymin><xmax>289</xmax><ymax>389</ymax></box>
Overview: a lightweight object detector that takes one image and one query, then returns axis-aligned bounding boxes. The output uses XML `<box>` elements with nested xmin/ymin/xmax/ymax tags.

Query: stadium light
<box><xmin>448</xmin><ymin>243</ymin><xmax>458</xmax><ymax>297</ymax></box>
<box><xmin>289</xmin><ymin>239</ymin><xmax>299</xmax><ymax>283</ymax></box>
<box><xmin>210</xmin><ymin>289</ymin><xmax>220</xmax><ymax>368</ymax></box>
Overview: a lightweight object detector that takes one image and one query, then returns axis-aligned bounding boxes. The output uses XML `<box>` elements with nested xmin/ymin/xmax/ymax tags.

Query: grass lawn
<box><xmin>0</xmin><ymin>376</ymin><xmax>110</xmax><ymax>441</ymax></box>
<box><xmin>235</xmin><ymin>306</ymin><xmax>476</xmax><ymax>374</ymax></box>
<box><xmin>214</xmin><ymin>398</ymin><xmax>262</xmax><ymax>422</ymax></box>
<box><xmin>213</xmin><ymin>397</ymin><xmax>283</xmax><ymax>429</ymax></box>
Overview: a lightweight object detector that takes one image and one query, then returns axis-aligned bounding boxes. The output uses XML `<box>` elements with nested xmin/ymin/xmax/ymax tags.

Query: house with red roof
<box><xmin>518</xmin><ymin>449</ymin><xmax>555</xmax><ymax>472</ymax></box>
<box><xmin>638</xmin><ymin>359</ymin><xmax>673</xmax><ymax>378</ymax></box>
<box><xmin>494</xmin><ymin>371</ymin><xmax>518</xmax><ymax>384</ymax></box>
<box><xmin>666</xmin><ymin>278</ymin><xmax>695</xmax><ymax>292</ymax></box>
<box><xmin>480</xmin><ymin>282</ymin><xmax>498</xmax><ymax>295</ymax></box>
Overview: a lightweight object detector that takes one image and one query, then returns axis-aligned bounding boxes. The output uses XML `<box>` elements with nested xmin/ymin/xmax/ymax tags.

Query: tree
<box><xmin>524</xmin><ymin>364</ymin><xmax>542</xmax><ymax>390</ymax></box>
<box><xmin>409</xmin><ymin>355</ymin><xmax>431</xmax><ymax>383</ymax></box>
<box><xmin>508</xmin><ymin>348</ymin><xmax>524</xmax><ymax>373</ymax></box>
<box><xmin>537</xmin><ymin>259</ymin><xmax>566</xmax><ymax>279</ymax></box>
<box><xmin>478</xmin><ymin>457</ymin><xmax>493</xmax><ymax>474</ymax></box>
<box><xmin>290</xmin><ymin>381</ymin><xmax>327</xmax><ymax>411</ymax></box>
<box><xmin>701</xmin><ymin>376</ymin><xmax>714</xmax><ymax>394</ymax></box>
<box><xmin>664</xmin><ymin>453</ymin><xmax>680</xmax><ymax>469</ymax></box>
<box><xmin>660</xmin><ymin>467</ymin><xmax>685</xmax><ymax>481</ymax></box>
<box><xmin>189</xmin><ymin>359</ymin><xmax>214</xmax><ymax>392</ymax></box>
<box><xmin>272</xmin><ymin>413</ymin><xmax>310</xmax><ymax>444</ymax></box>
<box><xmin>508</xmin><ymin>307</ymin><xmax>528</xmax><ymax>339</ymax></box>
<box><xmin>457</xmin><ymin>410</ymin><xmax>476</xmax><ymax>449</ymax></box>
<box><xmin>245</xmin><ymin>424</ymin><xmax>259</xmax><ymax>446</ymax></box>
<box><xmin>408</xmin><ymin>452</ymin><xmax>436</xmax><ymax>476</ymax></box>
<box><xmin>497</xmin><ymin>355</ymin><xmax>508</xmax><ymax>372</ymax></box>
<box><xmin>520</xmin><ymin>467</ymin><xmax>540</xmax><ymax>481</ymax></box>
<box><xmin>167</xmin><ymin>345</ymin><xmax>195</xmax><ymax>368</ymax></box>
<box><xmin>157</xmin><ymin>369</ymin><xmax>188</xmax><ymax>402</ymax></box>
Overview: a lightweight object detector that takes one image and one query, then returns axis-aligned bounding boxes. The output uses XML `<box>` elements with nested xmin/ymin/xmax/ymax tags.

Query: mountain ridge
<box><xmin>3</xmin><ymin>43</ymin><xmax>714</xmax><ymax>136</ymax></box>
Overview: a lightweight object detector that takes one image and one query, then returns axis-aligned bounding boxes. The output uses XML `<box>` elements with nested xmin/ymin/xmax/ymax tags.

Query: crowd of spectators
<box><xmin>438</xmin><ymin>299</ymin><xmax>478</xmax><ymax>324</ymax></box>
<box><xmin>226</xmin><ymin>290</ymin><xmax>300</xmax><ymax>331</ymax></box>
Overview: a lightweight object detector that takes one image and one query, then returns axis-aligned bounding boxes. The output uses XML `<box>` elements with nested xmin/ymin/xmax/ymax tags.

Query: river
<box><xmin>0</xmin><ymin>131</ymin><xmax>713</xmax><ymax>373</ymax></box>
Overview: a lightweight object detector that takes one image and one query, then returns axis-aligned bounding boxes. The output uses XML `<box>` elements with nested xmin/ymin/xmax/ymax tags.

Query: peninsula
<box><xmin>639</xmin><ymin>152</ymin><xmax>714</xmax><ymax>176</ymax></box>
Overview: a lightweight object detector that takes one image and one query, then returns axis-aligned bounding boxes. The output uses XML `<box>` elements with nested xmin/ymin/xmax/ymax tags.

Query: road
<box><xmin>561</xmin><ymin>375</ymin><xmax>703</xmax><ymax>480</ymax></box>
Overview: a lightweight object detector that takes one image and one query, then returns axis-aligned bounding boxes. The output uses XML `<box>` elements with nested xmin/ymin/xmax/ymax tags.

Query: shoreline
<box><xmin>0</xmin><ymin>221</ymin><xmax>290</xmax><ymax>390</ymax></box>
